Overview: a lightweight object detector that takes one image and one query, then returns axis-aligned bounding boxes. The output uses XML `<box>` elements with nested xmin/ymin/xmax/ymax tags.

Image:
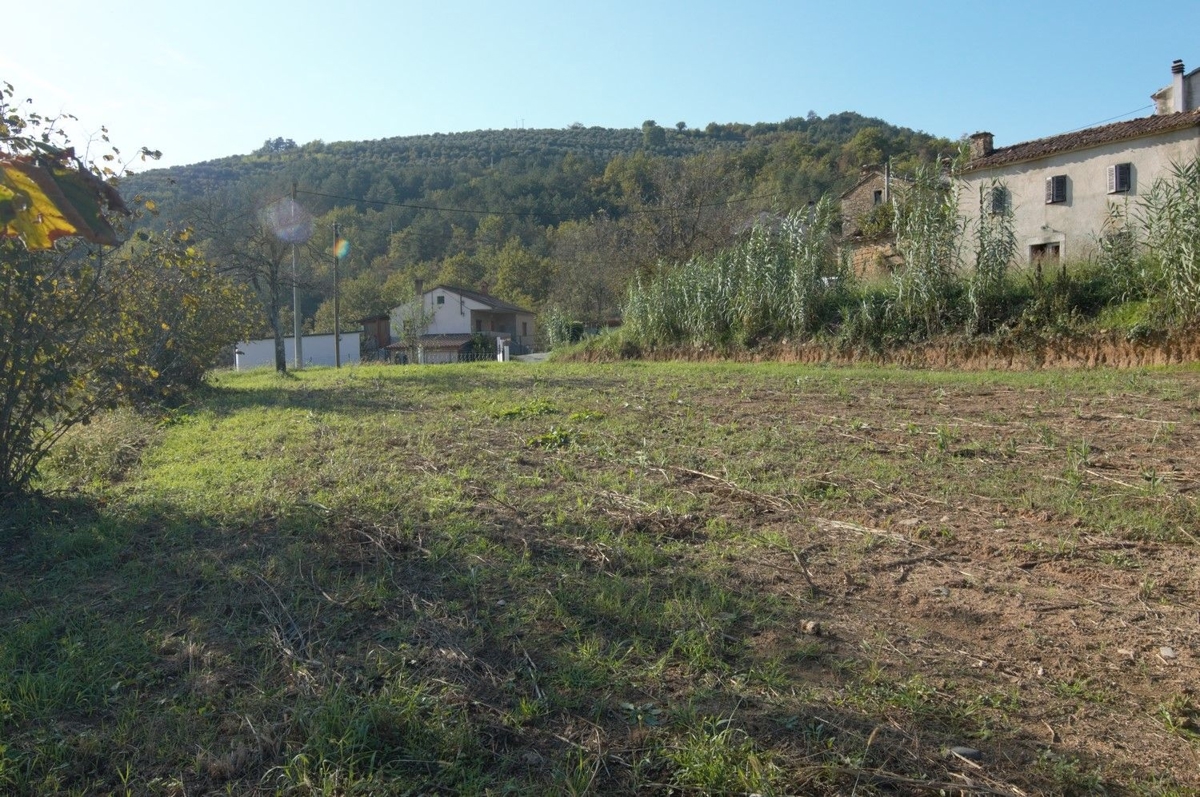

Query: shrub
<box><xmin>0</xmin><ymin>86</ymin><xmax>253</xmax><ymax>499</ymax></box>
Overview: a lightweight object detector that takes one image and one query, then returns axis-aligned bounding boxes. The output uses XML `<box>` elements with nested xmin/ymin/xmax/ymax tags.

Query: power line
<box><xmin>1061</xmin><ymin>104</ymin><xmax>1155</xmax><ymax>134</ymax></box>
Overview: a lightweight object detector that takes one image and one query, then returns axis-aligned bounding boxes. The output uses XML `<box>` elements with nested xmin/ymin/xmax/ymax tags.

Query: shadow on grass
<box><xmin>199</xmin><ymin>363</ymin><xmax>699</xmax><ymax>421</ymax></box>
<box><xmin>0</xmin><ymin>489</ymin><xmax>1128</xmax><ymax>796</ymax></box>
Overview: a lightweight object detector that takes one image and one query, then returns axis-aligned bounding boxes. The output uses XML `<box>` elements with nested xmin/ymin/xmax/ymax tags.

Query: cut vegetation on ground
<box><xmin>2</xmin><ymin>361</ymin><xmax>1199</xmax><ymax>795</ymax></box>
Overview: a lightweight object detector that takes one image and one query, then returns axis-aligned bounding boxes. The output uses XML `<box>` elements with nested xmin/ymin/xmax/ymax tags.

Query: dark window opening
<box><xmin>1030</xmin><ymin>242</ymin><xmax>1061</xmax><ymax>264</ymax></box>
<box><xmin>436</xmin><ymin>295</ymin><xmax>445</xmax><ymax>305</ymax></box>
<box><xmin>872</xmin><ymin>189</ymin><xmax>883</xmax><ymax>205</ymax></box>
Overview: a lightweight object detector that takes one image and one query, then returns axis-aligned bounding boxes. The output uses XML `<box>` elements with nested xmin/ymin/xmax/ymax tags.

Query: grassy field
<box><xmin>2</xmin><ymin>360</ymin><xmax>1199</xmax><ymax>795</ymax></box>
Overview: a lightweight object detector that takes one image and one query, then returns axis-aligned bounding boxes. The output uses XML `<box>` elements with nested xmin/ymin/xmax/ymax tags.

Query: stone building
<box><xmin>839</xmin><ymin>164</ymin><xmax>906</xmax><ymax>280</ymax></box>
<box><xmin>958</xmin><ymin>59</ymin><xmax>1200</xmax><ymax>266</ymax></box>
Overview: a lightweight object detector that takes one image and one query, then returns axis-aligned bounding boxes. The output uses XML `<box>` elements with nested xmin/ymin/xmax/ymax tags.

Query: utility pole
<box><xmin>292</xmin><ymin>181</ymin><xmax>303</xmax><ymax>368</ymax></box>
<box><xmin>333</xmin><ymin>221</ymin><xmax>341</xmax><ymax>368</ymax></box>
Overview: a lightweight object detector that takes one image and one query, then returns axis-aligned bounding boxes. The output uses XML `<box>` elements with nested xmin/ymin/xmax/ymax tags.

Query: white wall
<box><xmin>391</xmin><ymin>288</ymin><xmax>491</xmax><ymax>338</ymax></box>
<box><xmin>235</xmin><ymin>333</ymin><xmax>361</xmax><ymax>370</ymax></box>
<box><xmin>958</xmin><ymin>128</ymin><xmax>1200</xmax><ymax>263</ymax></box>
<box><xmin>424</xmin><ymin>288</ymin><xmax>493</xmax><ymax>335</ymax></box>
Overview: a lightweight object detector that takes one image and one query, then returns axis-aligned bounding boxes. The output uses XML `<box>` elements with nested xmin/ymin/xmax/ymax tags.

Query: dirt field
<box><xmin>474</xmin><ymin>362</ymin><xmax>1200</xmax><ymax>793</ymax></box>
<box><xmin>4</xmin><ymin>362</ymin><xmax>1199</xmax><ymax>795</ymax></box>
<box><xmin>682</xmin><ymin>367</ymin><xmax>1200</xmax><ymax>793</ymax></box>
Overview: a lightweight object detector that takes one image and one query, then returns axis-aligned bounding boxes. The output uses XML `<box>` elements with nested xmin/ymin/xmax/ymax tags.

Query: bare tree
<box><xmin>635</xmin><ymin>153</ymin><xmax>744</xmax><ymax>265</ymax></box>
<box><xmin>550</xmin><ymin>214</ymin><xmax>635</xmax><ymax>327</ymax></box>
<box><xmin>187</xmin><ymin>192</ymin><xmax>302</xmax><ymax>372</ymax></box>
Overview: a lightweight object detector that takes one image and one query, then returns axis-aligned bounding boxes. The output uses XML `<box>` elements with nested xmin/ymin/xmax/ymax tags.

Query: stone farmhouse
<box><xmin>959</xmin><ymin>59</ymin><xmax>1200</xmax><ymax>266</ymax></box>
<box><xmin>839</xmin><ymin>163</ymin><xmax>908</xmax><ymax>279</ymax></box>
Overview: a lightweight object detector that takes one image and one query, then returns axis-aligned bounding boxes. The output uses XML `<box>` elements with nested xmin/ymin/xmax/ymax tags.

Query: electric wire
<box><xmin>1061</xmin><ymin>104</ymin><xmax>1155</xmax><ymax>134</ymax></box>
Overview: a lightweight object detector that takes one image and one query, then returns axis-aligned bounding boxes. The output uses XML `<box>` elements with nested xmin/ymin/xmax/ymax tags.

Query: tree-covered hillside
<box><xmin>124</xmin><ymin>113</ymin><xmax>954</xmax><ymax>335</ymax></box>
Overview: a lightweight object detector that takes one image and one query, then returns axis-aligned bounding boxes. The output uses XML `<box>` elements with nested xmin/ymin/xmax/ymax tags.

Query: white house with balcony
<box><xmin>958</xmin><ymin>59</ymin><xmax>1200</xmax><ymax>266</ymax></box>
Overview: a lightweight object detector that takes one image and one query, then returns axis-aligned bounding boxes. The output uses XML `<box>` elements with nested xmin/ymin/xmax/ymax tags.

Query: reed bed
<box><xmin>619</xmin><ymin>155</ymin><xmax>1200</xmax><ymax>352</ymax></box>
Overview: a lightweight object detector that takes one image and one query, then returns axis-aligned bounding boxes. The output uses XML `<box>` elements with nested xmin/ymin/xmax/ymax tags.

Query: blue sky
<box><xmin>5</xmin><ymin>1</ymin><xmax>1200</xmax><ymax>169</ymax></box>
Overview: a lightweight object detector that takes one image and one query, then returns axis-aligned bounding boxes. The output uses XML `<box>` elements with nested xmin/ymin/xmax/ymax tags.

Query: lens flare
<box><xmin>333</xmin><ymin>238</ymin><xmax>350</xmax><ymax>258</ymax></box>
<box><xmin>261</xmin><ymin>198</ymin><xmax>312</xmax><ymax>244</ymax></box>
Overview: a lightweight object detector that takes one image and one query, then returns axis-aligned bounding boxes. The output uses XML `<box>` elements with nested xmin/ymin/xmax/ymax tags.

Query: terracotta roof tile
<box><xmin>386</xmin><ymin>333</ymin><xmax>479</xmax><ymax>350</ymax></box>
<box><xmin>434</xmin><ymin>285</ymin><xmax>533</xmax><ymax>315</ymax></box>
<box><xmin>964</xmin><ymin>110</ymin><xmax>1200</xmax><ymax>172</ymax></box>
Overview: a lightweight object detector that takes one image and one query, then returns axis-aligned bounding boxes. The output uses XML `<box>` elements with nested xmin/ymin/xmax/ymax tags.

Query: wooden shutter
<box><xmin>1046</xmin><ymin>175</ymin><xmax>1066</xmax><ymax>204</ymax></box>
<box><xmin>1108</xmin><ymin>163</ymin><xmax>1132</xmax><ymax>193</ymax></box>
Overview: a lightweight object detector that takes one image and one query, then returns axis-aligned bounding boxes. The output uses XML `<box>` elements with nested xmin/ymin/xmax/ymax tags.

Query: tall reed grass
<box><xmin>968</xmin><ymin>180</ymin><xmax>1017</xmax><ymax>334</ymax></box>
<box><xmin>891</xmin><ymin>160</ymin><xmax>964</xmax><ymax>336</ymax></box>
<box><xmin>1139</xmin><ymin>157</ymin><xmax>1200</xmax><ymax>323</ymax></box>
<box><xmin>623</xmin><ymin>198</ymin><xmax>848</xmax><ymax>347</ymax></box>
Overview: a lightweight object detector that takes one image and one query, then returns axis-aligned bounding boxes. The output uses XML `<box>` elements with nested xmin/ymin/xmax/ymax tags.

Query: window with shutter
<box><xmin>1045</xmin><ymin>175</ymin><xmax>1067</xmax><ymax>204</ymax></box>
<box><xmin>1107</xmin><ymin>163</ymin><xmax>1132</xmax><ymax>193</ymax></box>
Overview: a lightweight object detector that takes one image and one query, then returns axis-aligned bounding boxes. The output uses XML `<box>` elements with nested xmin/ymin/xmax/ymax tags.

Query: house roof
<box><xmin>838</xmin><ymin>166</ymin><xmax>911</xmax><ymax>200</ymax></box>
<box><xmin>839</xmin><ymin>170</ymin><xmax>882</xmax><ymax>200</ymax></box>
<box><xmin>386</xmin><ymin>333</ymin><xmax>479</xmax><ymax>350</ymax></box>
<box><xmin>964</xmin><ymin>109</ymin><xmax>1200</xmax><ymax>172</ymax></box>
<box><xmin>431</xmin><ymin>285</ymin><xmax>533</xmax><ymax>315</ymax></box>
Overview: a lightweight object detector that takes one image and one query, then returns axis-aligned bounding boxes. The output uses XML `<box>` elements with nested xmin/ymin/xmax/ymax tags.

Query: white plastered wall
<box><xmin>958</xmin><ymin>128</ymin><xmax>1200</xmax><ymax>264</ymax></box>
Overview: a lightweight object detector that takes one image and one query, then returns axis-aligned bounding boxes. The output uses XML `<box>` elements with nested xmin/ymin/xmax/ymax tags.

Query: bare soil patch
<box><xmin>433</xmin><ymin>363</ymin><xmax>1200</xmax><ymax>793</ymax></box>
<box><xmin>640</xmin><ymin>368</ymin><xmax>1200</xmax><ymax>792</ymax></box>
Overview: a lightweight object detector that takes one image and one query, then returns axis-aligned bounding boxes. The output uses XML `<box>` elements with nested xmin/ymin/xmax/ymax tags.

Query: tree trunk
<box><xmin>268</xmin><ymin>305</ymin><xmax>287</xmax><ymax>373</ymax></box>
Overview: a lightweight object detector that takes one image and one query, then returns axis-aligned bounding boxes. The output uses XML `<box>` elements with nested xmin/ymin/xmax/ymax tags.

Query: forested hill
<box><xmin>128</xmin><ymin>113</ymin><xmax>947</xmax><ymax>210</ymax></box>
<box><xmin>123</xmin><ymin>113</ymin><xmax>954</xmax><ymax>333</ymax></box>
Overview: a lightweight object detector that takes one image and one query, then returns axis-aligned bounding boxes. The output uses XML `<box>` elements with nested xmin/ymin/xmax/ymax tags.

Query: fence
<box><xmin>389</xmin><ymin>335</ymin><xmax>528</xmax><ymax>364</ymax></box>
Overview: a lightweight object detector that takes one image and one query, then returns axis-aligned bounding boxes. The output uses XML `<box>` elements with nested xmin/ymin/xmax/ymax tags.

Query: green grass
<box><xmin>1</xmin><ymin>360</ymin><xmax>1197</xmax><ymax>794</ymax></box>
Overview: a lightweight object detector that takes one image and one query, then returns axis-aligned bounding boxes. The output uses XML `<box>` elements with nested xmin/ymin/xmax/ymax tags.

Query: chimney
<box><xmin>969</xmin><ymin>132</ymin><xmax>994</xmax><ymax>161</ymax></box>
<box><xmin>1173</xmin><ymin>59</ymin><xmax>1187</xmax><ymax>112</ymax></box>
<box><xmin>479</xmin><ymin>280</ymin><xmax>489</xmax><ymax>296</ymax></box>
<box><xmin>414</xmin><ymin>277</ymin><xmax>424</xmax><ymax>297</ymax></box>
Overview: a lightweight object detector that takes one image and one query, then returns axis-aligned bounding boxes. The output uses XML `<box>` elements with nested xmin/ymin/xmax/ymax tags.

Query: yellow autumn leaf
<box><xmin>0</xmin><ymin>164</ymin><xmax>81</xmax><ymax>249</ymax></box>
<box><xmin>0</xmin><ymin>149</ymin><xmax>129</xmax><ymax>250</ymax></box>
